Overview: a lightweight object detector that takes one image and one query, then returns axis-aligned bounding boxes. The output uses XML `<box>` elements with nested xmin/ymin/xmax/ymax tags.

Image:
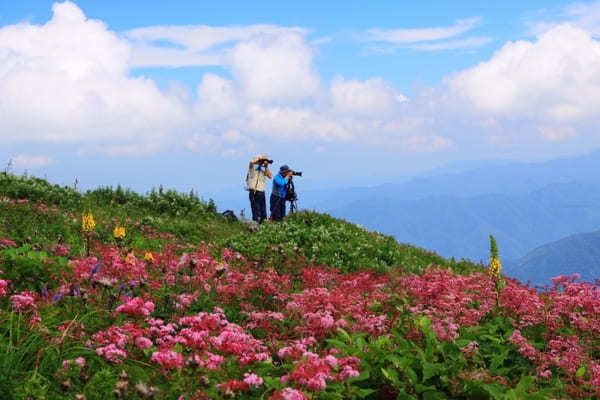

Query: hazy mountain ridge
<box><xmin>504</xmin><ymin>230</ymin><xmax>600</xmax><ymax>286</ymax></box>
<box><xmin>329</xmin><ymin>180</ymin><xmax>600</xmax><ymax>264</ymax></box>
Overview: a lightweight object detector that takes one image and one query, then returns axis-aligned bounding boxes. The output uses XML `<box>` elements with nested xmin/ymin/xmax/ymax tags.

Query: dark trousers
<box><xmin>249</xmin><ymin>190</ymin><xmax>267</xmax><ymax>223</ymax></box>
<box><xmin>270</xmin><ymin>194</ymin><xmax>286</xmax><ymax>221</ymax></box>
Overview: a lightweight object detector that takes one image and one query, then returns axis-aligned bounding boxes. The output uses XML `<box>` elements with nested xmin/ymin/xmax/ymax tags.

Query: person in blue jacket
<box><xmin>270</xmin><ymin>164</ymin><xmax>294</xmax><ymax>221</ymax></box>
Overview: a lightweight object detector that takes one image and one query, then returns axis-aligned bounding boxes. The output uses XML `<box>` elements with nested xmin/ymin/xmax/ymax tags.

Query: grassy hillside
<box><xmin>2</xmin><ymin>173</ymin><xmax>600</xmax><ymax>399</ymax></box>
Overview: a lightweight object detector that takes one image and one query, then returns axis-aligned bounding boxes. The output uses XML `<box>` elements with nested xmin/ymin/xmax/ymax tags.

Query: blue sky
<box><xmin>2</xmin><ymin>0</ymin><xmax>600</xmax><ymax>196</ymax></box>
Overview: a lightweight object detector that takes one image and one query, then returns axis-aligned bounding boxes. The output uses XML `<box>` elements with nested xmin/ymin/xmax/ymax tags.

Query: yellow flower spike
<box><xmin>113</xmin><ymin>225</ymin><xmax>126</xmax><ymax>240</ymax></box>
<box><xmin>144</xmin><ymin>252</ymin><xmax>154</xmax><ymax>262</ymax></box>
<box><xmin>82</xmin><ymin>212</ymin><xmax>96</xmax><ymax>233</ymax></box>
<box><xmin>488</xmin><ymin>257</ymin><xmax>502</xmax><ymax>280</ymax></box>
<box><xmin>488</xmin><ymin>235</ymin><xmax>502</xmax><ymax>280</ymax></box>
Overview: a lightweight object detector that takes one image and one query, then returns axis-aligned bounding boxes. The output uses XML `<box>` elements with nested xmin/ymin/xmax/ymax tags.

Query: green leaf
<box><xmin>422</xmin><ymin>390</ymin><xmax>449</xmax><ymax>400</ymax></box>
<box><xmin>337</xmin><ymin>327</ymin><xmax>351</xmax><ymax>343</ymax></box>
<box><xmin>386</xmin><ymin>354</ymin><xmax>402</xmax><ymax>367</ymax></box>
<box><xmin>173</xmin><ymin>343</ymin><xmax>183</xmax><ymax>353</ymax></box>
<box><xmin>422</xmin><ymin>362</ymin><xmax>442</xmax><ymax>381</ymax></box>
<box><xmin>326</xmin><ymin>338</ymin><xmax>348</xmax><ymax>351</ymax></box>
<box><xmin>381</xmin><ymin>367</ymin><xmax>400</xmax><ymax>386</ymax></box>
<box><xmin>576</xmin><ymin>365</ymin><xmax>586</xmax><ymax>377</ymax></box>
<box><xmin>404</xmin><ymin>366</ymin><xmax>418</xmax><ymax>386</ymax></box>
<box><xmin>482</xmin><ymin>383</ymin><xmax>507</xmax><ymax>400</ymax></box>
<box><xmin>356</xmin><ymin>388</ymin><xmax>376</xmax><ymax>398</ymax></box>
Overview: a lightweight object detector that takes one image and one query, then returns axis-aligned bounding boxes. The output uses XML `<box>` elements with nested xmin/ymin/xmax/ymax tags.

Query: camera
<box><xmin>258</xmin><ymin>158</ymin><xmax>273</xmax><ymax>164</ymax></box>
<box><xmin>292</xmin><ymin>171</ymin><xmax>302</xmax><ymax>176</ymax></box>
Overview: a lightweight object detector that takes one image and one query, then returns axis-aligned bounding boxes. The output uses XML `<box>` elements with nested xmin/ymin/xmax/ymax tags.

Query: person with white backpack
<box><xmin>245</xmin><ymin>154</ymin><xmax>273</xmax><ymax>223</ymax></box>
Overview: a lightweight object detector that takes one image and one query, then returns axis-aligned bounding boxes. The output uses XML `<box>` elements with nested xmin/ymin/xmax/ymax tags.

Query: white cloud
<box><xmin>449</xmin><ymin>24</ymin><xmax>600</xmax><ymax>122</ymax></box>
<box><xmin>330</xmin><ymin>77</ymin><xmax>407</xmax><ymax>115</ymax></box>
<box><xmin>0</xmin><ymin>1</ymin><xmax>190</xmax><ymax>151</ymax></box>
<box><xmin>185</xmin><ymin>130</ymin><xmax>255</xmax><ymax>157</ymax></box>
<box><xmin>229</xmin><ymin>33</ymin><xmax>320</xmax><ymax>103</ymax></box>
<box><xmin>367</xmin><ymin>17</ymin><xmax>481</xmax><ymax>43</ymax></box>
<box><xmin>409</xmin><ymin>36</ymin><xmax>492</xmax><ymax>51</ymax></box>
<box><xmin>0</xmin><ymin>1</ymin><xmax>449</xmax><ymax>159</ymax></box>
<box><xmin>128</xmin><ymin>45</ymin><xmax>222</xmax><ymax>68</ymax></box>
<box><xmin>195</xmin><ymin>74</ymin><xmax>240</xmax><ymax>121</ymax></box>
<box><xmin>126</xmin><ymin>24</ymin><xmax>307</xmax><ymax>68</ymax></box>
<box><xmin>529</xmin><ymin>1</ymin><xmax>600</xmax><ymax>37</ymax></box>
<box><xmin>246</xmin><ymin>104</ymin><xmax>351</xmax><ymax>141</ymax></box>
<box><xmin>538</xmin><ymin>125</ymin><xmax>577</xmax><ymax>141</ymax></box>
<box><xmin>12</xmin><ymin>154</ymin><xmax>55</xmax><ymax>168</ymax></box>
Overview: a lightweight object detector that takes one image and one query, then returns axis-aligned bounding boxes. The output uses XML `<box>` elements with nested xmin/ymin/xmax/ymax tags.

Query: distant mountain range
<box><xmin>328</xmin><ymin>180</ymin><xmax>600</xmax><ymax>262</ymax></box>
<box><xmin>504</xmin><ymin>230</ymin><xmax>600</xmax><ymax>286</ymax></box>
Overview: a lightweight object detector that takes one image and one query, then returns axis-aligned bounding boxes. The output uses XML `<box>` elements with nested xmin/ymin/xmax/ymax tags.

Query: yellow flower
<box><xmin>144</xmin><ymin>252</ymin><xmax>154</xmax><ymax>262</ymax></box>
<box><xmin>113</xmin><ymin>225</ymin><xmax>126</xmax><ymax>240</ymax></box>
<box><xmin>488</xmin><ymin>256</ymin><xmax>502</xmax><ymax>280</ymax></box>
<box><xmin>82</xmin><ymin>212</ymin><xmax>96</xmax><ymax>233</ymax></box>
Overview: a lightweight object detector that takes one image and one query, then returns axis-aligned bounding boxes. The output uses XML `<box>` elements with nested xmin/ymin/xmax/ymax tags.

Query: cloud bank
<box><xmin>2</xmin><ymin>1</ymin><xmax>600</xmax><ymax>162</ymax></box>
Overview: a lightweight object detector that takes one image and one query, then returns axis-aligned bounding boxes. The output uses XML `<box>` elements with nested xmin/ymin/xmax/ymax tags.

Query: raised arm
<box><xmin>265</xmin><ymin>166</ymin><xmax>273</xmax><ymax>179</ymax></box>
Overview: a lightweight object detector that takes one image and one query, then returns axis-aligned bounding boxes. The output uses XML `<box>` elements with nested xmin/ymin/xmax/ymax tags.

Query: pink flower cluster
<box><xmin>0</xmin><ymin>279</ymin><xmax>8</xmax><ymax>296</ymax></box>
<box><xmin>269</xmin><ymin>388</ymin><xmax>309</xmax><ymax>400</ymax></box>
<box><xmin>401</xmin><ymin>267</ymin><xmax>496</xmax><ymax>341</ymax></box>
<box><xmin>62</xmin><ymin>357</ymin><xmax>85</xmax><ymax>370</ymax></box>
<box><xmin>115</xmin><ymin>297</ymin><xmax>155</xmax><ymax>317</ymax></box>
<box><xmin>11</xmin><ymin>291</ymin><xmax>37</xmax><ymax>312</ymax></box>
<box><xmin>0</xmin><ymin>237</ymin><xmax>17</xmax><ymax>248</ymax></box>
<box><xmin>281</xmin><ymin>351</ymin><xmax>360</xmax><ymax>391</ymax></box>
<box><xmin>96</xmin><ymin>343</ymin><xmax>127</xmax><ymax>363</ymax></box>
<box><xmin>150</xmin><ymin>349</ymin><xmax>184</xmax><ymax>370</ymax></box>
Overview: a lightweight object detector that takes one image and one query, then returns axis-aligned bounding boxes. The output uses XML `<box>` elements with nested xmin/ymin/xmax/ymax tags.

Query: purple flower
<box><xmin>41</xmin><ymin>285</ymin><xmax>48</xmax><ymax>297</ymax></box>
<box><xmin>52</xmin><ymin>293</ymin><xmax>62</xmax><ymax>302</ymax></box>
<box><xmin>73</xmin><ymin>285</ymin><xmax>80</xmax><ymax>297</ymax></box>
<box><xmin>89</xmin><ymin>262</ymin><xmax>101</xmax><ymax>279</ymax></box>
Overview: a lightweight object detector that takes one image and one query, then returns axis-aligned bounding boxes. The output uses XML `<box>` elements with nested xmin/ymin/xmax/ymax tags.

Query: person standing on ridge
<box><xmin>270</xmin><ymin>164</ymin><xmax>294</xmax><ymax>221</ymax></box>
<box><xmin>246</xmin><ymin>154</ymin><xmax>273</xmax><ymax>223</ymax></box>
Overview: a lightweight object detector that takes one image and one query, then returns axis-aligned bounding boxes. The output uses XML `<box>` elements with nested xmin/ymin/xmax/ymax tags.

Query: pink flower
<box><xmin>203</xmin><ymin>352</ymin><xmax>225</xmax><ymax>370</ymax></box>
<box><xmin>0</xmin><ymin>238</ymin><xmax>17</xmax><ymax>248</ymax></box>
<box><xmin>0</xmin><ymin>279</ymin><xmax>8</xmax><ymax>296</ymax></box>
<box><xmin>243</xmin><ymin>373</ymin><xmax>263</xmax><ymax>388</ymax></box>
<box><xmin>150</xmin><ymin>349</ymin><xmax>184</xmax><ymax>370</ymax></box>
<box><xmin>62</xmin><ymin>357</ymin><xmax>86</xmax><ymax>370</ymax></box>
<box><xmin>222</xmin><ymin>248</ymin><xmax>235</xmax><ymax>260</ymax></box>
<box><xmin>96</xmin><ymin>344</ymin><xmax>127</xmax><ymax>363</ymax></box>
<box><xmin>115</xmin><ymin>297</ymin><xmax>155</xmax><ymax>317</ymax></box>
<box><xmin>135</xmin><ymin>336</ymin><xmax>153</xmax><ymax>350</ymax></box>
<box><xmin>269</xmin><ymin>388</ymin><xmax>309</xmax><ymax>400</ymax></box>
<box><xmin>11</xmin><ymin>292</ymin><xmax>36</xmax><ymax>312</ymax></box>
<box><xmin>509</xmin><ymin>330</ymin><xmax>538</xmax><ymax>361</ymax></box>
<box><xmin>461</xmin><ymin>341</ymin><xmax>479</xmax><ymax>356</ymax></box>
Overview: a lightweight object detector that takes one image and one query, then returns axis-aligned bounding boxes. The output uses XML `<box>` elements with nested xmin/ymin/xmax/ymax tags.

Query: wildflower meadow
<box><xmin>1</xmin><ymin>173</ymin><xmax>600</xmax><ymax>399</ymax></box>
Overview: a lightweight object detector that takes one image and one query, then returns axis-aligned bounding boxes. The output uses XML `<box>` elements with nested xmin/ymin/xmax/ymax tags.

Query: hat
<box><xmin>279</xmin><ymin>165</ymin><xmax>291</xmax><ymax>175</ymax></box>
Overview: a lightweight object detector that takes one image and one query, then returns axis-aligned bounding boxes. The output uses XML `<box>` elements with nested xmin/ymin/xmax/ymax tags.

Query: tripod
<box><xmin>286</xmin><ymin>177</ymin><xmax>298</xmax><ymax>214</ymax></box>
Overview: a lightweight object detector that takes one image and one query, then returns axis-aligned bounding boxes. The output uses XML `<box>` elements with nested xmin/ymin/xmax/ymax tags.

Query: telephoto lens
<box><xmin>293</xmin><ymin>171</ymin><xmax>302</xmax><ymax>176</ymax></box>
